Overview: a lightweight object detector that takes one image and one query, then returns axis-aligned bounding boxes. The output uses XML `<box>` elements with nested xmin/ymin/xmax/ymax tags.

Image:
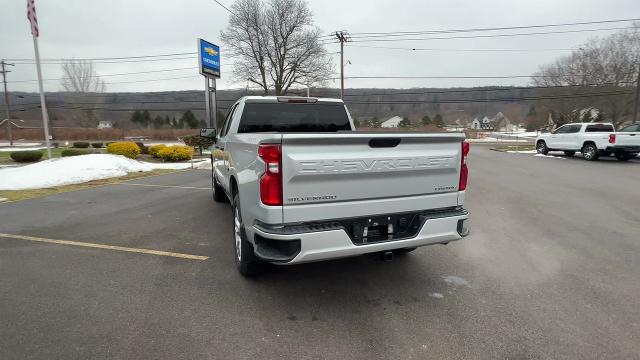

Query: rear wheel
<box><xmin>581</xmin><ymin>143</ymin><xmax>599</xmax><ymax>161</ymax></box>
<box><xmin>615</xmin><ymin>152</ymin><xmax>633</xmax><ymax>161</ymax></box>
<box><xmin>232</xmin><ymin>192</ymin><xmax>264</xmax><ymax>277</ymax></box>
<box><xmin>536</xmin><ymin>141</ymin><xmax>549</xmax><ymax>155</ymax></box>
<box><xmin>563</xmin><ymin>151</ymin><xmax>576</xmax><ymax>157</ymax></box>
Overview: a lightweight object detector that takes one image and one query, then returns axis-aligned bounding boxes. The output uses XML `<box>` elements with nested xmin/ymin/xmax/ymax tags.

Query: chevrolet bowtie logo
<box><xmin>204</xmin><ymin>47</ymin><xmax>217</xmax><ymax>56</ymax></box>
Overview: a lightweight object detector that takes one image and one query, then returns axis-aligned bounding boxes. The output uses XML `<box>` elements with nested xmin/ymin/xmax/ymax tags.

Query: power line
<box><xmin>8</xmin><ymin>67</ymin><xmax>198</xmax><ymax>83</ymax></box>
<box><xmin>348</xmin><ymin>26</ymin><xmax>638</xmax><ymax>43</ymax></box>
<box><xmin>11</xmin><ymin>56</ymin><xmax>197</xmax><ymax>65</ymax></box>
<box><xmin>16</xmin><ymin>105</ymin><xmax>230</xmax><ymax>112</ymax></box>
<box><xmin>347</xmin><ymin>44</ymin><xmax>577</xmax><ymax>52</ymax></box>
<box><xmin>106</xmin><ymin>75</ymin><xmax>199</xmax><ymax>84</ymax></box>
<box><xmin>335</xmin><ymin>73</ymin><xmax>635</xmax><ymax>80</ymax></box>
<box><xmin>5</xmin><ymin>52</ymin><xmax>197</xmax><ymax>62</ymax></box>
<box><xmin>345</xmin><ymin>17</ymin><xmax>640</xmax><ymax>37</ymax></box>
<box><xmin>212</xmin><ymin>0</ymin><xmax>237</xmax><ymax>16</ymax></box>
<box><xmin>16</xmin><ymin>98</ymin><xmax>237</xmax><ymax>107</ymax></box>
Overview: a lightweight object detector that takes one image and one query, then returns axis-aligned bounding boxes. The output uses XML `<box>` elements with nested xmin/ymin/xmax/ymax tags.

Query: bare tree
<box><xmin>221</xmin><ymin>0</ymin><xmax>333</xmax><ymax>95</ymax></box>
<box><xmin>531</xmin><ymin>25</ymin><xmax>640</xmax><ymax>126</ymax></box>
<box><xmin>61</xmin><ymin>59</ymin><xmax>106</xmax><ymax>93</ymax></box>
<box><xmin>60</xmin><ymin>60</ymin><xmax>106</xmax><ymax>127</ymax></box>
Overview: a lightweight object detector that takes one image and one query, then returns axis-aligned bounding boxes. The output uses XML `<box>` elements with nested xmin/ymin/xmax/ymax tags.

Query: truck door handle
<box><xmin>369</xmin><ymin>138</ymin><xmax>401</xmax><ymax>148</ymax></box>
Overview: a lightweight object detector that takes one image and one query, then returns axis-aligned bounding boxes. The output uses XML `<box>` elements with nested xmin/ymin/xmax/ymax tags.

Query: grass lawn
<box><xmin>0</xmin><ymin>169</ymin><xmax>180</xmax><ymax>202</ymax></box>
<box><xmin>491</xmin><ymin>145</ymin><xmax>535</xmax><ymax>152</ymax></box>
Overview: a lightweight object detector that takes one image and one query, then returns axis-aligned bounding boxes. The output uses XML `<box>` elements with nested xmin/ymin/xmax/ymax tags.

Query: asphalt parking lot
<box><xmin>1</xmin><ymin>145</ymin><xmax>639</xmax><ymax>359</ymax></box>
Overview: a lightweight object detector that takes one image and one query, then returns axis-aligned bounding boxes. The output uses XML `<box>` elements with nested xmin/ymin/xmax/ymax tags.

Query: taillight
<box><xmin>258</xmin><ymin>144</ymin><xmax>282</xmax><ymax>206</ymax></box>
<box><xmin>609</xmin><ymin>134</ymin><xmax>616</xmax><ymax>144</ymax></box>
<box><xmin>459</xmin><ymin>141</ymin><xmax>469</xmax><ymax>191</ymax></box>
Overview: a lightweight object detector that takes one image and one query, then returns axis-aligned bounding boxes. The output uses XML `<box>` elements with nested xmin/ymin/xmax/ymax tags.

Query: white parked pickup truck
<box><xmin>535</xmin><ymin>122</ymin><xmax>639</xmax><ymax>161</ymax></box>
<box><xmin>615</xmin><ymin>123</ymin><xmax>640</xmax><ymax>160</ymax></box>
<box><xmin>201</xmin><ymin>96</ymin><xmax>470</xmax><ymax>276</ymax></box>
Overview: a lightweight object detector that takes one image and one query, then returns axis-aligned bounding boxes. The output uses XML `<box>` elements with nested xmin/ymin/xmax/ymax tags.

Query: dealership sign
<box><xmin>198</xmin><ymin>38</ymin><xmax>220</xmax><ymax>78</ymax></box>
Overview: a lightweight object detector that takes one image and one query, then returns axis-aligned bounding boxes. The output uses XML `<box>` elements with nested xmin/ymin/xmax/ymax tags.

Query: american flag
<box><xmin>27</xmin><ymin>0</ymin><xmax>39</xmax><ymax>37</ymax></box>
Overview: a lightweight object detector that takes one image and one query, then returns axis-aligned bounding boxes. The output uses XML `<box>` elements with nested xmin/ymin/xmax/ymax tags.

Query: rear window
<box><xmin>585</xmin><ymin>124</ymin><xmax>614</xmax><ymax>132</ymax></box>
<box><xmin>237</xmin><ymin>103</ymin><xmax>351</xmax><ymax>133</ymax></box>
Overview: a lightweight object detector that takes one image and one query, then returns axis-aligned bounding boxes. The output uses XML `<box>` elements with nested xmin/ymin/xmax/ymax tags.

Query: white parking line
<box><xmin>0</xmin><ymin>233</ymin><xmax>209</xmax><ymax>261</ymax></box>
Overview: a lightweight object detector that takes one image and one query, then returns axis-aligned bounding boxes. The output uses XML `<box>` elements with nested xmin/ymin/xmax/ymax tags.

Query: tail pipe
<box><xmin>382</xmin><ymin>251</ymin><xmax>394</xmax><ymax>262</ymax></box>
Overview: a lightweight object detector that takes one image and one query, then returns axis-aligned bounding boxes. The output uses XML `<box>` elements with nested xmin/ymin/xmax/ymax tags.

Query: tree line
<box><xmin>130</xmin><ymin>110</ymin><xmax>206</xmax><ymax>129</ymax></box>
<box><xmin>531</xmin><ymin>25</ymin><xmax>640</xmax><ymax>127</ymax></box>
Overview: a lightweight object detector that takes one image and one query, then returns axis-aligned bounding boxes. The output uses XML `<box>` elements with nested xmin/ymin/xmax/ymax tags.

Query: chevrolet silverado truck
<box><xmin>535</xmin><ymin>122</ymin><xmax>636</xmax><ymax>161</ymax></box>
<box><xmin>614</xmin><ymin>123</ymin><xmax>640</xmax><ymax>161</ymax></box>
<box><xmin>201</xmin><ymin>96</ymin><xmax>470</xmax><ymax>276</ymax></box>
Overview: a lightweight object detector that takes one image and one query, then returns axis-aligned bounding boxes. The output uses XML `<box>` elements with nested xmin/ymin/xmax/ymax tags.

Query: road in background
<box><xmin>1</xmin><ymin>146</ymin><xmax>639</xmax><ymax>359</ymax></box>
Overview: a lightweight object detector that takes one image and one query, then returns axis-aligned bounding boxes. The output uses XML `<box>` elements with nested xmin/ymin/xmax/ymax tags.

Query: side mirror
<box><xmin>200</xmin><ymin>128</ymin><xmax>217</xmax><ymax>138</ymax></box>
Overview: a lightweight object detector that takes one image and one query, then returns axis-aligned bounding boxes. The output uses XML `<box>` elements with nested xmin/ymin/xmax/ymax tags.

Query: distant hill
<box><xmin>6</xmin><ymin>87</ymin><xmax>537</xmax><ymax>129</ymax></box>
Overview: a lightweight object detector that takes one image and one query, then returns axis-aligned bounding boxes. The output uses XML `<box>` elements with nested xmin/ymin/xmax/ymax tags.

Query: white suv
<box><xmin>535</xmin><ymin>123</ymin><xmax>616</xmax><ymax>161</ymax></box>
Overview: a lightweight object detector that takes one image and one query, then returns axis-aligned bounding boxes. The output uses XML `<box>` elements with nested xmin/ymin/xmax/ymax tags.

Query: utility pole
<box><xmin>335</xmin><ymin>31</ymin><xmax>348</xmax><ymax>99</ymax></box>
<box><xmin>1</xmin><ymin>60</ymin><xmax>14</xmax><ymax>146</ymax></box>
<box><xmin>633</xmin><ymin>63</ymin><xmax>640</xmax><ymax>124</ymax></box>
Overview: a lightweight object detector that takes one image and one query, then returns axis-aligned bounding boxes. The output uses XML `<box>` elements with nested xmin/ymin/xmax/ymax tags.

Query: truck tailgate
<box><xmin>615</xmin><ymin>132</ymin><xmax>640</xmax><ymax>147</ymax></box>
<box><xmin>281</xmin><ymin>132</ymin><xmax>465</xmax><ymax>223</ymax></box>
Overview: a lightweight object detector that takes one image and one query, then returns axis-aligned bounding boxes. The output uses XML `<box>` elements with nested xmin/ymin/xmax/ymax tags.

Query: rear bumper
<box><xmin>606</xmin><ymin>145</ymin><xmax>640</xmax><ymax>153</ymax></box>
<box><xmin>250</xmin><ymin>209</ymin><xmax>469</xmax><ymax>264</ymax></box>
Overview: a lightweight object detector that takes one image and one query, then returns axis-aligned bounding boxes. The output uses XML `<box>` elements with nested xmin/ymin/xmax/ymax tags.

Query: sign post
<box><xmin>198</xmin><ymin>39</ymin><xmax>221</xmax><ymax>129</ymax></box>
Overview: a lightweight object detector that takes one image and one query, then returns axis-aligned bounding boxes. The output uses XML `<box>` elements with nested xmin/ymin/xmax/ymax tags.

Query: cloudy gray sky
<box><xmin>1</xmin><ymin>0</ymin><xmax>638</xmax><ymax>93</ymax></box>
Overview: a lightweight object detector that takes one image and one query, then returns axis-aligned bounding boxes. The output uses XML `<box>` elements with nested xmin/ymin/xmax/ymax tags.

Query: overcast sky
<box><xmin>1</xmin><ymin>0</ymin><xmax>638</xmax><ymax>93</ymax></box>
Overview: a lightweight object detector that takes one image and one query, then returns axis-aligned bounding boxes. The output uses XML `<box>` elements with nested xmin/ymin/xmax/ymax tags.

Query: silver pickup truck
<box><xmin>202</xmin><ymin>96</ymin><xmax>470</xmax><ymax>276</ymax></box>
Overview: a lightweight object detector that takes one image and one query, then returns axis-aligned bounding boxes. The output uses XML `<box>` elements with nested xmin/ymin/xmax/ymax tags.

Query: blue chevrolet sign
<box><xmin>198</xmin><ymin>38</ymin><xmax>220</xmax><ymax>78</ymax></box>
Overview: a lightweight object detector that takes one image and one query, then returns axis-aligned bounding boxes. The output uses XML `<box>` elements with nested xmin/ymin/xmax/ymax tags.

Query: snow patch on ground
<box><xmin>506</xmin><ymin>150</ymin><xmax>537</xmax><ymax>154</ymax></box>
<box><xmin>0</xmin><ymin>142</ymin><xmax>42</xmax><ymax>147</ymax></box>
<box><xmin>534</xmin><ymin>154</ymin><xmax>565</xmax><ymax>159</ymax></box>
<box><xmin>428</xmin><ymin>292</ymin><xmax>444</xmax><ymax>299</ymax></box>
<box><xmin>0</xmin><ymin>147</ymin><xmax>46</xmax><ymax>152</ymax></box>
<box><xmin>442</xmin><ymin>276</ymin><xmax>471</xmax><ymax>288</ymax></box>
<box><xmin>468</xmin><ymin>137</ymin><xmax>529</xmax><ymax>143</ymax></box>
<box><xmin>491</xmin><ymin>131</ymin><xmax>540</xmax><ymax>138</ymax></box>
<box><xmin>0</xmin><ymin>154</ymin><xmax>203</xmax><ymax>190</ymax></box>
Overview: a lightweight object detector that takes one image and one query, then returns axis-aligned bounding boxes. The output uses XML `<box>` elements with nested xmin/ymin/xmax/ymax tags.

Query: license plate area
<box><xmin>346</xmin><ymin>213</ymin><xmax>427</xmax><ymax>245</ymax></box>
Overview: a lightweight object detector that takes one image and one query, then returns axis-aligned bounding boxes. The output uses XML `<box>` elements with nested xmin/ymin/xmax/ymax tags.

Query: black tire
<box><xmin>615</xmin><ymin>152</ymin><xmax>633</xmax><ymax>161</ymax></box>
<box><xmin>563</xmin><ymin>151</ymin><xmax>576</xmax><ymax>157</ymax></box>
<box><xmin>212</xmin><ymin>174</ymin><xmax>227</xmax><ymax>202</ymax></box>
<box><xmin>581</xmin><ymin>143</ymin><xmax>599</xmax><ymax>161</ymax></box>
<box><xmin>394</xmin><ymin>247</ymin><xmax>417</xmax><ymax>255</ymax></box>
<box><xmin>232</xmin><ymin>192</ymin><xmax>264</xmax><ymax>277</ymax></box>
<box><xmin>536</xmin><ymin>141</ymin><xmax>549</xmax><ymax>155</ymax></box>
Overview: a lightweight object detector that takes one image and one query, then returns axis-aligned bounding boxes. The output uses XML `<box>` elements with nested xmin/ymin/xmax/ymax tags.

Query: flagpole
<box><xmin>31</xmin><ymin>34</ymin><xmax>52</xmax><ymax>158</ymax></box>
